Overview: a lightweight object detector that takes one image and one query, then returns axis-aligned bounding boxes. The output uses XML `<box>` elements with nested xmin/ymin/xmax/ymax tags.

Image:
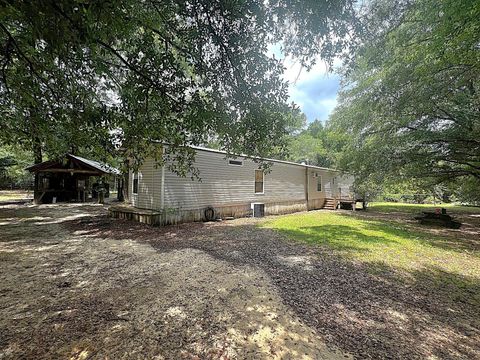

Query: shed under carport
<box><xmin>26</xmin><ymin>154</ymin><xmax>120</xmax><ymax>204</ymax></box>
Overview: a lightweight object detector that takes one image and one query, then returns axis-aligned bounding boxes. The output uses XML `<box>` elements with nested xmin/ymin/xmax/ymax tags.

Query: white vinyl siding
<box><xmin>130</xmin><ymin>148</ymin><xmax>351</xmax><ymax>211</ymax></box>
<box><xmin>162</xmin><ymin>151</ymin><xmax>307</xmax><ymax>211</ymax></box>
<box><xmin>307</xmin><ymin>169</ymin><xmax>335</xmax><ymax>200</ymax></box>
<box><xmin>130</xmin><ymin>158</ymin><xmax>162</xmax><ymax>210</ymax></box>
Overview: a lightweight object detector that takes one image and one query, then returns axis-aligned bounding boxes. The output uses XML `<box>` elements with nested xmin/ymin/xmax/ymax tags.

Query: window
<box><xmin>317</xmin><ymin>175</ymin><xmax>322</xmax><ymax>192</ymax></box>
<box><xmin>42</xmin><ymin>177</ymin><xmax>49</xmax><ymax>190</ymax></box>
<box><xmin>228</xmin><ymin>159</ymin><xmax>243</xmax><ymax>166</ymax></box>
<box><xmin>254</xmin><ymin>169</ymin><xmax>264</xmax><ymax>194</ymax></box>
<box><xmin>133</xmin><ymin>172</ymin><xmax>139</xmax><ymax>194</ymax></box>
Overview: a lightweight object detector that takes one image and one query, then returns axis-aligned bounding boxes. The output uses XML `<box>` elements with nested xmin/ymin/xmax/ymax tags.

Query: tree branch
<box><xmin>0</xmin><ymin>22</ymin><xmax>60</xmax><ymax>101</ymax></box>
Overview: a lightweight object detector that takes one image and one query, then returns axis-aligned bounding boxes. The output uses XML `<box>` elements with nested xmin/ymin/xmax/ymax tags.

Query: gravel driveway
<box><xmin>1</xmin><ymin>204</ymin><xmax>478</xmax><ymax>359</ymax></box>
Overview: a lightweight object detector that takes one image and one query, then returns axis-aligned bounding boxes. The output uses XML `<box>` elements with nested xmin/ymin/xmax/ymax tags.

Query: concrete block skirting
<box><xmin>109</xmin><ymin>199</ymin><xmax>312</xmax><ymax>226</ymax></box>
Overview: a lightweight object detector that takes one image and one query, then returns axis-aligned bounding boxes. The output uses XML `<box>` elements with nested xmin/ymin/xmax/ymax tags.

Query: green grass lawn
<box><xmin>369</xmin><ymin>201</ymin><xmax>480</xmax><ymax>214</ymax></box>
<box><xmin>262</xmin><ymin>207</ymin><xmax>480</xmax><ymax>304</ymax></box>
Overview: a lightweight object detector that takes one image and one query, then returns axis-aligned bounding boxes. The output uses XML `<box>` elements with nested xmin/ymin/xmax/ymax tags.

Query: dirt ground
<box><xmin>1</xmin><ymin>204</ymin><xmax>479</xmax><ymax>359</ymax></box>
<box><xmin>0</xmin><ymin>204</ymin><xmax>348</xmax><ymax>360</ymax></box>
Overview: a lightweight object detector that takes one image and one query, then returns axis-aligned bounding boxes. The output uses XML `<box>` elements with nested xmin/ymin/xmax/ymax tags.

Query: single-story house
<box><xmin>110</xmin><ymin>146</ymin><xmax>355</xmax><ymax>225</ymax></box>
<box><xmin>26</xmin><ymin>154</ymin><xmax>120</xmax><ymax>204</ymax></box>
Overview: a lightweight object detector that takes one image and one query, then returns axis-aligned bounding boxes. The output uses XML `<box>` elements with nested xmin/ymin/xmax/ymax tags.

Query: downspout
<box><xmin>305</xmin><ymin>166</ymin><xmax>310</xmax><ymax>210</ymax></box>
<box><xmin>160</xmin><ymin>146</ymin><xmax>165</xmax><ymax>210</ymax></box>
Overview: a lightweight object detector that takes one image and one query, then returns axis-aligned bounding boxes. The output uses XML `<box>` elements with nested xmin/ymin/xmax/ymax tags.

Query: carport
<box><xmin>26</xmin><ymin>154</ymin><xmax>120</xmax><ymax>204</ymax></box>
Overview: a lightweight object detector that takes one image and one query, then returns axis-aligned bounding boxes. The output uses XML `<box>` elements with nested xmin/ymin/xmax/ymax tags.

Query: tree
<box><xmin>286</xmin><ymin>119</ymin><xmax>342</xmax><ymax>167</ymax></box>
<box><xmin>0</xmin><ymin>0</ymin><xmax>357</xmax><ymax>175</ymax></box>
<box><xmin>0</xmin><ymin>145</ymin><xmax>33</xmax><ymax>188</ymax></box>
<box><xmin>0</xmin><ymin>155</ymin><xmax>16</xmax><ymax>172</ymax></box>
<box><xmin>330</xmin><ymin>0</ymin><xmax>480</xmax><ymax>199</ymax></box>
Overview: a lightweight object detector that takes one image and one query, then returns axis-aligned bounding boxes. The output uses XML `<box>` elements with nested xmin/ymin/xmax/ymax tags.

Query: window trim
<box><xmin>254</xmin><ymin>169</ymin><xmax>264</xmax><ymax>195</ymax></box>
<box><xmin>316</xmin><ymin>174</ymin><xmax>322</xmax><ymax>192</ymax></box>
<box><xmin>132</xmin><ymin>172</ymin><xmax>139</xmax><ymax>195</ymax></box>
<box><xmin>228</xmin><ymin>159</ymin><xmax>244</xmax><ymax>167</ymax></box>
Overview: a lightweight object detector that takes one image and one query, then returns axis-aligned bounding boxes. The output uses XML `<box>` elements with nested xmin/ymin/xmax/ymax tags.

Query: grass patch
<box><xmin>262</xmin><ymin>211</ymin><xmax>480</xmax><ymax>281</ymax></box>
<box><xmin>0</xmin><ymin>190</ymin><xmax>32</xmax><ymax>201</ymax></box>
<box><xmin>369</xmin><ymin>201</ymin><xmax>480</xmax><ymax>214</ymax></box>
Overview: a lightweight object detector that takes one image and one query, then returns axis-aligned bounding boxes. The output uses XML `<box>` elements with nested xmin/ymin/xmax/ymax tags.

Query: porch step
<box><xmin>323</xmin><ymin>198</ymin><xmax>337</xmax><ymax>210</ymax></box>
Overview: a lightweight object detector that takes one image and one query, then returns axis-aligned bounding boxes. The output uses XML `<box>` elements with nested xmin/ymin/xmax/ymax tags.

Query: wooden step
<box><xmin>322</xmin><ymin>198</ymin><xmax>337</xmax><ymax>210</ymax></box>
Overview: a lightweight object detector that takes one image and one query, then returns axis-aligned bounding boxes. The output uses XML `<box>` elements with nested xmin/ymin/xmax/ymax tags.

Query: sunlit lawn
<box><xmin>369</xmin><ymin>201</ymin><xmax>480</xmax><ymax>214</ymax></box>
<box><xmin>0</xmin><ymin>190</ymin><xmax>32</xmax><ymax>201</ymax></box>
<box><xmin>262</xmin><ymin>208</ymin><xmax>480</xmax><ymax>305</ymax></box>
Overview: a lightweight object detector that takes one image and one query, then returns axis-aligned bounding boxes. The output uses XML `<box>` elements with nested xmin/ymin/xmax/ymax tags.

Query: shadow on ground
<box><xmin>351</xmin><ymin>209</ymin><xmax>480</xmax><ymax>251</ymax></box>
<box><xmin>1</xmin><ymin>205</ymin><xmax>348</xmax><ymax>359</ymax></box>
<box><xmin>63</xmin><ymin>213</ymin><xmax>480</xmax><ymax>359</ymax></box>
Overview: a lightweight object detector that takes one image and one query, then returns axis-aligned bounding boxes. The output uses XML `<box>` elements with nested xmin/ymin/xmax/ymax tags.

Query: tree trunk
<box><xmin>122</xmin><ymin>171</ymin><xmax>129</xmax><ymax>202</ymax></box>
<box><xmin>121</xmin><ymin>159</ymin><xmax>129</xmax><ymax>202</ymax></box>
<box><xmin>32</xmin><ymin>135</ymin><xmax>43</xmax><ymax>204</ymax></box>
<box><xmin>117</xmin><ymin>177</ymin><xmax>124</xmax><ymax>201</ymax></box>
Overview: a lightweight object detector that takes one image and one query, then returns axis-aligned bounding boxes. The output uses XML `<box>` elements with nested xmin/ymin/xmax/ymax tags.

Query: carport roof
<box><xmin>26</xmin><ymin>154</ymin><xmax>120</xmax><ymax>175</ymax></box>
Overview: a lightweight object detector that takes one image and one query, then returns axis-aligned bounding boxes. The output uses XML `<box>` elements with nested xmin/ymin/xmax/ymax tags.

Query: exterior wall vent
<box><xmin>228</xmin><ymin>159</ymin><xmax>243</xmax><ymax>166</ymax></box>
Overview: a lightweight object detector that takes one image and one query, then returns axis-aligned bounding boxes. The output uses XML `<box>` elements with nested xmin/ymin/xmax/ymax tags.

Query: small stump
<box><xmin>414</xmin><ymin>209</ymin><xmax>461</xmax><ymax>229</ymax></box>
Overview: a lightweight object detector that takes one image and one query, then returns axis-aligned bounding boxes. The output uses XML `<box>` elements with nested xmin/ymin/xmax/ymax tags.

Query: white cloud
<box><xmin>268</xmin><ymin>44</ymin><xmax>341</xmax><ymax>122</ymax></box>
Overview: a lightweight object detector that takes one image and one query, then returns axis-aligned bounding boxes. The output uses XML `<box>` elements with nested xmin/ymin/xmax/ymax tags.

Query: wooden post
<box><xmin>33</xmin><ymin>173</ymin><xmax>41</xmax><ymax>204</ymax></box>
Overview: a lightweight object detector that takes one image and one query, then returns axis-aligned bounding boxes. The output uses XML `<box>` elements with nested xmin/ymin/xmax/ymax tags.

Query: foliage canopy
<box><xmin>0</xmin><ymin>0</ymin><xmax>356</xmax><ymax>173</ymax></box>
<box><xmin>330</xmin><ymin>0</ymin><xmax>480</xmax><ymax>193</ymax></box>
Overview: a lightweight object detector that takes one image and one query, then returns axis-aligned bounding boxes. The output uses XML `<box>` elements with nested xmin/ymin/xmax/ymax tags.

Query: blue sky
<box><xmin>290</xmin><ymin>73</ymin><xmax>340</xmax><ymax>122</ymax></box>
<box><xmin>269</xmin><ymin>45</ymin><xmax>341</xmax><ymax>123</ymax></box>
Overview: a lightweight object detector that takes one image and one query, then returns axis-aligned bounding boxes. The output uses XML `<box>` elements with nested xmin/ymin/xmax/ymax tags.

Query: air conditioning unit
<box><xmin>251</xmin><ymin>202</ymin><xmax>265</xmax><ymax>217</ymax></box>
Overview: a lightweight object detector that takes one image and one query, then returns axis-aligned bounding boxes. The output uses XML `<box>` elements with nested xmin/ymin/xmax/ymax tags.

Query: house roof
<box><xmin>26</xmin><ymin>154</ymin><xmax>120</xmax><ymax>175</ymax></box>
<box><xmin>146</xmin><ymin>140</ymin><xmax>343</xmax><ymax>173</ymax></box>
<box><xmin>188</xmin><ymin>145</ymin><xmax>340</xmax><ymax>173</ymax></box>
<box><xmin>68</xmin><ymin>154</ymin><xmax>121</xmax><ymax>175</ymax></box>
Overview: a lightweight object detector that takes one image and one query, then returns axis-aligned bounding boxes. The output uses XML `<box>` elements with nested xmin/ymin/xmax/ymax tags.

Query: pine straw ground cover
<box><xmin>0</xmin><ymin>203</ymin><xmax>479</xmax><ymax>359</ymax></box>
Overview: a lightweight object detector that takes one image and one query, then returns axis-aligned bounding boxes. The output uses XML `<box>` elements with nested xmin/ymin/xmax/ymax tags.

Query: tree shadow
<box><xmin>336</xmin><ymin>212</ymin><xmax>480</xmax><ymax>253</ymax></box>
<box><xmin>61</xmin><ymin>215</ymin><xmax>480</xmax><ymax>359</ymax></box>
